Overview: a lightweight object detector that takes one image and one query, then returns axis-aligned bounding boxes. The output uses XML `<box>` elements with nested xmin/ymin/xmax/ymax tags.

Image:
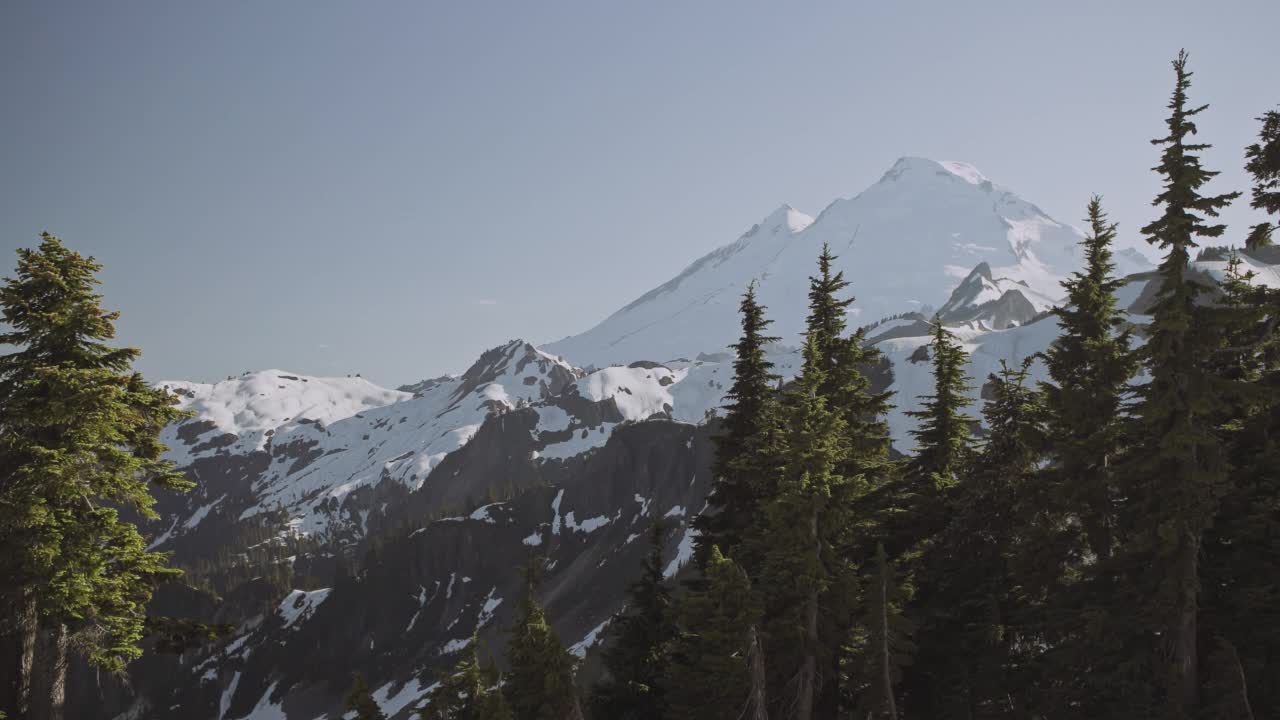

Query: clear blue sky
<box><xmin>2</xmin><ymin>1</ymin><xmax>1276</xmax><ymax>386</ymax></box>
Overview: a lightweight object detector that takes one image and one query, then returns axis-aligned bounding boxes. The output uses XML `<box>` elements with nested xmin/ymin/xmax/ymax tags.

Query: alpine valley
<box><xmin>81</xmin><ymin>157</ymin><xmax>1279</xmax><ymax>720</ymax></box>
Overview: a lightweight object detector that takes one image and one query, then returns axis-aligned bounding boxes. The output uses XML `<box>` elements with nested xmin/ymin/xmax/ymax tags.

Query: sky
<box><xmin>2</xmin><ymin>1</ymin><xmax>1277</xmax><ymax>387</ymax></box>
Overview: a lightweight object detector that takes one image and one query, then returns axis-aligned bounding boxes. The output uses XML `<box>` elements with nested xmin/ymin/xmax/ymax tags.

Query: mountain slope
<box><xmin>544</xmin><ymin>157</ymin><xmax>1153</xmax><ymax>367</ymax></box>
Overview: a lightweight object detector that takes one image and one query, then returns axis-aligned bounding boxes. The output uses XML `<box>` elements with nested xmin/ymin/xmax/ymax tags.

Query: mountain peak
<box><xmin>749</xmin><ymin>203</ymin><xmax>813</xmax><ymax>237</ymax></box>
<box><xmin>879</xmin><ymin>156</ymin><xmax>994</xmax><ymax>188</ymax></box>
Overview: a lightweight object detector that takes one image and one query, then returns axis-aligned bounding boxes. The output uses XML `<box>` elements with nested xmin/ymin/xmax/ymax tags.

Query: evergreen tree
<box><xmin>921</xmin><ymin>361</ymin><xmax>1043</xmax><ymax>719</ymax></box>
<box><xmin>801</xmin><ymin>244</ymin><xmax>895</xmax><ymax>716</ymax></box>
<box><xmin>757</xmin><ymin>333</ymin><xmax>849</xmax><ymax>720</ymax></box>
<box><xmin>697</xmin><ymin>281</ymin><xmax>781</xmax><ymax>567</ymax></box>
<box><xmin>0</xmin><ymin>235</ymin><xmax>191</xmax><ymax>720</ymax></box>
<box><xmin>1199</xmin><ymin>259</ymin><xmax>1280</xmax><ymax>714</ymax></box>
<box><xmin>899</xmin><ymin>318</ymin><xmax>975</xmax><ymax>541</ymax></box>
<box><xmin>1120</xmin><ymin>50</ymin><xmax>1240</xmax><ymax>717</ymax></box>
<box><xmin>1244</xmin><ymin>108</ymin><xmax>1279</xmax><ymax>250</ymax></box>
<box><xmin>1039</xmin><ymin>197</ymin><xmax>1139</xmax><ymax>565</ymax></box>
<box><xmin>663</xmin><ymin>545</ymin><xmax>760</xmax><ymax>720</ymax></box>
<box><xmin>422</xmin><ymin>639</ymin><xmax>511</xmax><ymax>720</ymax></box>
<box><xmin>505</xmin><ymin>562</ymin><xmax>578</xmax><ymax>720</ymax></box>
<box><xmin>844</xmin><ymin>543</ymin><xmax>915</xmax><ymax>720</ymax></box>
<box><xmin>590</xmin><ymin>522</ymin><xmax>676</xmax><ymax>720</ymax></box>
<box><xmin>1200</xmin><ymin>638</ymin><xmax>1256</xmax><ymax>720</ymax></box>
<box><xmin>346</xmin><ymin>673</ymin><xmax>388</xmax><ymax>720</ymax></box>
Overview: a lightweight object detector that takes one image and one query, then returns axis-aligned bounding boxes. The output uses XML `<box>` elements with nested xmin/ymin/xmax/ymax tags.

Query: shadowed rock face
<box><xmin>84</xmin><ymin>417</ymin><xmax>716</xmax><ymax>720</ymax></box>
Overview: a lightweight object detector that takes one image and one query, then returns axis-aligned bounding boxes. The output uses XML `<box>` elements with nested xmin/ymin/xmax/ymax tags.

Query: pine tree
<box><xmin>1039</xmin><ymin>197</ymin><xmax>1139</xmax><ymax>564</ymax></box>
<box><xmin>0</xmin><ymin>234</ymin><xmax>191</xmax><ymax>720</ymax></box>
<box><xmin>758</xmin><ymin>333</ymin><xmax>849</xmax><ymax>720</ymax></box>
<box><xmin>1244</xmin><ymin>108</ymin><xmax>1279</xmax><ymax>250</ymax></box>
<box><xmin>663</xmin><ymin>545</ymin><xmax>760</xmax><ymax>720</ymax></box>
<box><xmin>590</xmin><ymin>522</ymin><xmax>676</xmax><ymax>720</ymax></box>
<box><xmin>505</xmin><ymin>562</ymin><xmax>578</xmax><ymax>720</ymax></box>
<box><xmin>1121</xmin><ymin>50</ymin><xmax>1240</xmax><ymax>717</ymax></box>
<box><xmin>697</xmin><ymin>281</ymin><xmax>781</xmax><ymax>567</ymax></box>
<box><xmin>845</xmin><ymin>543</ymin><xmax>915</xmax><ymax>720</ymax></box>
<box><xmin>346</xmin><ymin>673</ymin><xmax>388</xmax><ymax>720</ymax></box>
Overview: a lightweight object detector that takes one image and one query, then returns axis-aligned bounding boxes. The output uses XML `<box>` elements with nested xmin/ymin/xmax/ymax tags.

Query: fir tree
<box><xmin>0</xmin><ymin>234</ymin><xmax>191</xmax><ymax>720</ymax></box>
<box><xmin>1199</xmin><ymin>259</ymin><xmax>1280</xmax><ymax>715</ymax></box>
<box><xmin>663</xmin><ymin>545</ymin><xmax>760</xmax><ymax>720</ymax></box>
<box><xmin>1121</xmin><ymin>50</ymin><xmax>1240</xmax><ymax>717</ymax></box>
<box><xmin>799</xmin><ymin>244</ymin><xmax>895</xmax><ymax>716</ymax></box>
<box><xmin>590</xmin><ymin>522</ymin><xmax>676</xmax><ymax>720</ymax></box>
<box><xmin>757</xmin><ymin>333</ymin><xmax>849</xmax><ymax>720</ymax></box>
<box><xmin>1039</xmin><ymin>197</ymin><xmax>1139</xmax><ymax>564</ymax></box>
<box><xmin>1244</xmin><ymin>108</ymin><xmax>1279</xmax><ymax>250</ymax></box>
<box><xmin>845</xmin><ymin>543</ymin><xmax>915</xmax><ymax>720</ymax></box>
<box><xmin>898</xmin><ymin>318</ymin><xmax>975</xmax><ymax>542</ymax></box>
<box><xmin>931</xmin><ymin>362</ymin><xmax>1042</xmax><ymax>718</ymax></box>
<box><xmin>697</xmin><ymin>281</ymin><xmax>781</xmax><ymax>567</ymax></box>
<box><xmin>346</xmin><ymin>673</ymin><xmax>388</xmax><ymax>720</ymax></box>
<box><xmin>505</xmin><ymin>562</ymin><xmax>578</xmax><ymax>720</ymax></box>
<box><xmin>422</xmin><ymin>639</ymin><xmax>511</xmax><ymax>720</ymax></box>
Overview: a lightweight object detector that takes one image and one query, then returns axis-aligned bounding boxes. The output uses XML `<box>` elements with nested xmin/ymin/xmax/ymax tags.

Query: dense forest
<box><xmin>1</xmin><ymin>50</ymin><xmax>1278</xmax><ymax>720</ymax></box>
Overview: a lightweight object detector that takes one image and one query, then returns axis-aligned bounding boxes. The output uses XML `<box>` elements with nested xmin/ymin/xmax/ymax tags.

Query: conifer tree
<box><xmin>1121</xmin><ymin>50</ymin><xmax>1240</xmax><ymax>717</ymax></box>
<box><xmin>1199</xmin><ymin>260</ymin><xmax>1280</xmax><ymax>714</ymax></box>
<box><xmin>803</xmin><ymin>245</ymin><xmax>894</xmax><ymax>458</ymax></box>
<box><xmin>758</xmin><ymin>333</ymin><xmax>849</xmax><ymax>720</ymax></box>
<box><xmin>1200</xmin><ymin>638</ymin><xmax>1256</xmax><ymax>720</ymax></box>
<box><xmin>697</xmin><ymin>281</ymin><xmax>780</xmax><ymax>567</ymax></box>
<box><xmin>663</xmin><ymin>545</ymin><xmax>760</xmax><ymax>720</ymax></box>
<box><xmin>1039</xmin><ymin>197</ymin><xmax>1139</xmax><ymax>564</ymax></box>
<box><xmin>845</xmin><ymin>543</ymin><xmax>915</xmax><ymax>720</ymax></box>
<box><xmin>0</xmin><ymin>234</ymin><xmax>191</xmax><ymax>720</ymax></box>
<box><xmin>590</xmin><ymin>522</ymin><xmax>676</xmax><ymax>720</ymax></box>
<box><xmin>800</xmin><ymin>244</ymin><xmax>894</xmax><ymax>716</ymax></box>
<box><xmin>346</xmin><ymin>673</ymin><xmax>388</xmax><ymax>720</ymax></box>
<box><xmin>900</xmin><ymin>319</ymin><xmax>975</xmax><ymax>536</ymax></box>
<box><xmin>1244</xmin><ymin>108</ymin><xmax>1279</xmax><ymax>250</ymax></box>
<box><xmin>505</xmin><ymin>562</ymin><xmax>578</xmax><ymax>720</ymax></box>
<box><xmin>421</xmin><ymin>639</ymin><xmax>511</xmax><ymax>720</ymax></box>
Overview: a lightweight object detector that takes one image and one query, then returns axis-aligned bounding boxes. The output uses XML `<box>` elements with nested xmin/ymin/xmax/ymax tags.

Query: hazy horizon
<box><xmin>3</xmin><ymin>1</ymin><xmax>1277</xmax><ymax>386</ymax></box>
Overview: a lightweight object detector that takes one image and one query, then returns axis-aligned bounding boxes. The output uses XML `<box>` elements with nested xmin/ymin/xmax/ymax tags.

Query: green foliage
<box><xmin>143</xmin><ymin>615</ymin><xmax>234</xmax><ymax>655</ymax></box>
<box><xmin>0</xmin><ymin>233</ymin><xmax>191</xmax><ymax>671</ymax></box>
<box><xmin>1244</xmin><ymin>108</ymin><xmax>1279</xmax><ymax>250</ymax></box>
<box><xmin>1039</xmin><ymin>198</ymin><xmax>1139</xmax><ymax>565</ymax></box>
<box><xmin>505</xmin><ymin>562</ymin><xmax>578</xmax><ymax>720</ymax></box>
<box><xmin>345</xmin><ymin>672</ymin><xmax>388</xmax><ymax>720</ymax></box>
<box><xmin>422</xmin><ymin>640</ymin><xmax>511</xmax><ymax>720</ymax></box>
<box><xmin>662</xmin><ymin>546</ymin><xmax>759</xmax><ymax>720</ymax></box>
<box><xmin>1245</xmin><ymin>108</ymin><xmax>1280</xmax><ymax>220</ymax></box>
<box><xmin>844</xmin><ymin>543</ymin><xmax>914</xmax><ymax>720</ymax></box>
<box><xmin>1116</xmin><ymin>50</ymin><xmax>1242</xmax><ymax>718</ymax></box>
<box><xmin>904</xmin><ymin>319</ymin><xmax>975</xmax><ymax>496</ymax></box>
<box><xmin>591</xmin><ymin>523</ymin><xmax>676</xmax><ymax>720</ymax></box>
<box><xmin>697</xmin><ymin>281</ymin><xmax>781</xmax><ymax>567</ymax></box>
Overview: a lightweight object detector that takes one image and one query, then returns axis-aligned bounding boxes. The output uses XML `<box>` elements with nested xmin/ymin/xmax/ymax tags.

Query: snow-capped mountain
<box><xmin>94</xmin><ymin>158</ymin><xmax>1280</xmax><ymax>720</ymax></box>
<box><xmin>544</xmin><ymin>157</ymin><xmax>1153</xmax><ymax>368</ymax></box>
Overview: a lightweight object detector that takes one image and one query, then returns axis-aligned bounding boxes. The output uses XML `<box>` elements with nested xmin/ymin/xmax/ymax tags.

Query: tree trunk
<box><xmin>29</xmin><ymin>621</ymin><xmax>68</xmax><ymax>720</ymax></box>
<box><xmin>746</xmin><ymin>624</ymin><xmax>768</xmax><ymax>720</ymax></box>
<box><xmin>1171</xmin><ymin>529</ymin><xmax>1199</xmax><ymax>716</ymax></box>
<box><xmin>796</xmin><ymin>505</ymin><xmax>819</xmax><ymax>720</ymax></box>
<box><xmin>0</xmin><ymin>588</ymin><xmax>36</xmax><ymax>718</ymax></box>
<box><xmin>879</xmin><ymin>568</ymin><xmax>898</xmax><ymax>720</ymax></box>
